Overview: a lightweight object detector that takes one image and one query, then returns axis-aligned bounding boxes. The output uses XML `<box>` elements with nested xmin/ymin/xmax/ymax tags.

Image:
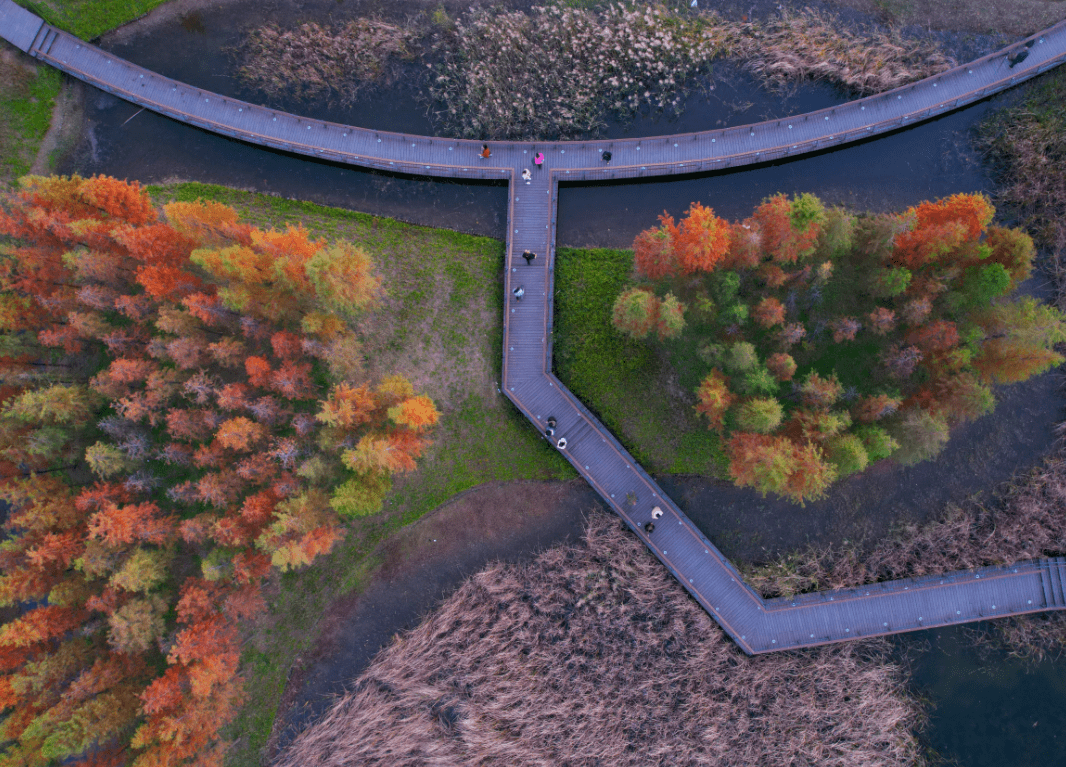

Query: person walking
<box><xmin>512</xmin><ymin>286</ymin><xmax>525</xmax><ymax>301</ymax></box>
<box><xmin>521</xmin><ymin>168</ymin><xmax>532</xmax><ymax>183</ymax></box>
<box><xmin>534</xmin><ymin>152</ymin><xmax>545</xmax><ymax>168</ymax></box>
<box><xmin>481</xmin><ymin>144</ymin><xmax>491</xmax><ymax>159</ymax></box>
<box><xmin>522</xmin><ymin>250</ymin><xmax>537</xmax><ymax>265</ymax></box>
<box><xmin>602</xmin><ymin>150</ymin><xmax>612</xmax><ymax>163</ymax></box>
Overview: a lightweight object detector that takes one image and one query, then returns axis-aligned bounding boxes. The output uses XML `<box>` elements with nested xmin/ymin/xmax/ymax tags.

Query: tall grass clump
<box><xmin>428</xmin><ymin>3</ymin><xmax>732</xmax><ymax>139</ymax></box>
<box><xmin>277</xmin><ymin>510</ymin><xmax>926</xmax><ymax>767</ymax></box>
<box><xmin>236</xmin><ymin>20</ymin><xmax>415</xmax><ymax>104</ymax></box>
<box><xmin>738</xmin><ymin>8</ymin><xmax>954</xmax><ymax>94</ymax></box>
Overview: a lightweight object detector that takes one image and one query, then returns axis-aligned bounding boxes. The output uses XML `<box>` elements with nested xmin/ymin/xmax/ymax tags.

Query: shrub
<box><xmin>736</xmin><ymin>365</ymin><xmax>779</xmax><ymax>396</ymax></box>
<box><xmin>867</xmin><ymin>267</ymin><xmax>911</xmax><ymax>298</ymax></box>
<box><xmin>724</xmin><ymin>342</ymin><xmax>759</xmax><ymax>373</ymax></box>
<box><xmin>655</xmin><ymin>293</ymin><xmax>686</xmax><ymax>339</ymax></box>
<box><xmin>753</xmin><ymin>297</ymin><xmax>786</xmax><ymax>328</ymax></box>
<box><xmin>950</xmin><ymin>263</ymin><xmax>1011</xmax><ymax>312</ymax></box>
<box><xmin>798</xmin><ymin>371</ymin><xmax>843</xmax><ymax>409</ymax></box>
<box><xmin>612</xmin><ymin>288</ymin><xmax>659</xmax><ymax>340</ymax></box>
<box><xmin>815</xmin><ymin>207</ymin><xmax>855</xmax><ymax>260</ymax></box>
<box><xmin>695</xmin><ymin>370</ymin><xmax>733</xmax><ymax>432</ymax></box>
<box><xmin>726</xmin><ymin>432</ymin><xmax>796</xmax><ymax>498</ymax></box>
<box><xmin>984</xmin><ymin>225</ymin><xmax>1035</xmax><ymax>287</ymax></box>
<box><xmin>867</xmin><ymin>307</ymin><xmax>896</xmax><ymax>335</ymax></box>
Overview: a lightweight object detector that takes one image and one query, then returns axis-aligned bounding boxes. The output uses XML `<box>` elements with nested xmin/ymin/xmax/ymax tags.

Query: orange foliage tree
<box><xmin>0</xmin><ymin>175</ymin><xmax>439</xmax><ymax>766</ymax></box>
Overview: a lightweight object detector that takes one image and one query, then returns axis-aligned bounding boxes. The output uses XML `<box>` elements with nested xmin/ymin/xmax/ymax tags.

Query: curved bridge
<box><xmin>4</xmin><ymin>0</ymin><xmax>1066</xmax><ymax>653</ymax></box>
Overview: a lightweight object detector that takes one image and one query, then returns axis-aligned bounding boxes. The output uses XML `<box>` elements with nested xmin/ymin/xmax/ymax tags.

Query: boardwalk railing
<box><xmin>4</xmin><ymin>0</ymin><xmax>1066</xmax><ymax>653</ymax></box>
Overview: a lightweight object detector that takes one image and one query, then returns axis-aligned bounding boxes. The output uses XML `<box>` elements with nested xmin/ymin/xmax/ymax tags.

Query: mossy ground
<box><xmin>145</xmin><ymin>183</ymin><xmax>574</xmax><ymax>765</ymax></box>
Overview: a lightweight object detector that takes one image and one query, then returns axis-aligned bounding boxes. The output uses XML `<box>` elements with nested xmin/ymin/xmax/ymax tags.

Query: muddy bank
<box><xmin>267</xmin><ymin>479</ymin><xmax>603</xmax><ymax>758</ymax></box>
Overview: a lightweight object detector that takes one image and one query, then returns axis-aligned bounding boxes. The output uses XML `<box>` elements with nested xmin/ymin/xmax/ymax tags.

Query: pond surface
<box><xmin>907</xmin><ymin>626</ymin><xmax>1066</xmax><ymax>766</ymax></box>
<box><xmin>56</xmin><ymin>3</ymin><xmax>1066</xmax><ymax>765</ymax></box>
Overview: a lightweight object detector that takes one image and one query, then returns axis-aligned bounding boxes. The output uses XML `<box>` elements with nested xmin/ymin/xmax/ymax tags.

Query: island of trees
<box><xmin>612</xmin><ymin>192</ymin><xmax>1066</xmax><ymax>502</ymax></box>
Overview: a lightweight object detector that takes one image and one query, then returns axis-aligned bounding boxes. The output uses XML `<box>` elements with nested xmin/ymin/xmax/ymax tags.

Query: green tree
<box><xmin>734</xmin><ymin>397</ymin><xmax>783</xmax><ymax>434</ymax></box>
<box><xmin>826</xmin><ymin>434</ymin><xmax>869</xmax><ymax>477</ymax></box>
<box><xmin>611</xmin><ymin>288</ymin><xmax>659</xmax><ymax>340</ymax></box>
<box><xmin>887</xmin><ymin>408</ymin><xmax>950</xmax><ymax>466</ymax></box>
<box><xmin>853</xmin><ymin>424</ymin><xmax>898</xmax><ymax>461</ymax></box>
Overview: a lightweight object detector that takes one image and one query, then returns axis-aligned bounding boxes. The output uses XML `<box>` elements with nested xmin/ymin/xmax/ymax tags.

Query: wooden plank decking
<box><xmin>5</xmin><ymin>0</ymin><xmax>1066</xmax><ymax>653</ymax></box>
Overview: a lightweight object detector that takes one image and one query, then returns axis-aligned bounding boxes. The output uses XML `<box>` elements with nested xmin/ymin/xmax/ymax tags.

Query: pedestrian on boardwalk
<box><xmin>522</xmin><ymin>250</ymin><xmax>537</xmax><ymax>265</ymax></box>
<box><xmin>481</xmin><ymin>144</ymin><xmax>491</xmax><ymax>159</ymax></box>
<box><xmin>534</xmin><ymin>152</ymin><xmax>544</xmax><ymax>168</ymax></box>
<box><xmin>522</xmin><ymin>168</ymin><xmax>532</xmax><ymax>183</ymax></box>
<box><xmin>513</xmin><ymin>286</ymin><xmax>525</xmax><ymax>301</ymax></box>
<box><xmin>644</xmin><ymin>522</ymin><xmax>655</xmax><ymax>533</ymax></box>
<box><xmin>602</xmin><ymin>150</ymin><xmax>612</xmax><ymax>163</ymax></box>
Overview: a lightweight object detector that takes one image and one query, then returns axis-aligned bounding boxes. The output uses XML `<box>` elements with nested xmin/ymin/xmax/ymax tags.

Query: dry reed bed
<box><xmin>236</xmin><ymin>20</ymin><xmax>415</xmax><ymax>104</ymax></box>
<box><xmin>277</xmin><ymin>512</ymin><xmax>924</xmax><ymax>767</ymax></box>
<box><xmin>236</xmin><ymin>4</ymin><xmax>954</xmax><ymax>140</ymax></box>
<box><xmin>736</xmin><ymin>9</ymin><xmax>954</xmax><ymax>95</ymax></box>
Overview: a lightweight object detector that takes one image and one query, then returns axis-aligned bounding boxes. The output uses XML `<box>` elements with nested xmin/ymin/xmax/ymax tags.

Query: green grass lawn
<box><xmin>0</xmin><ymin>55</ymin><xmax>60</xmax><ymax>185</ymax></box>
<box><xmin>145</xmin><ymin>183</ymin><xmax>574</xmax><ymax>765</ymax></box>
<box><xmin>15</xmin><ymin>0</ymin><xmax>170</xmax><ymax>40</ymax></box>
<box><xmin>552</xmin><ymin>246</ymin><xmax>724</xmax><ymax>476</ymax></box>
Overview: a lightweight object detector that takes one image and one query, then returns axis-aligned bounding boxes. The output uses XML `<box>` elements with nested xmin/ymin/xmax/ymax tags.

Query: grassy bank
<box><xmin>553</xmin><ymin>246</ymin><xmax>724</xmax><ymax>475</ymax></box>
<box><xmin>0</xmin><ymin>50</ymin><xmax>60</xmax><ymax>185</ymax></box>
<box><xmin>144</xmin><ymin>183</ymin><xmax>575</xmax><ymax>765</ymax></box>
<box><xmin>2</xmin><ymin>0</ymin><xmax>150</xmax><ymax>188</ymax></box>
<box><xmin>14</xmin><ymin>0</ymin><xmax>170</xmax><ymax>40</ymax></box>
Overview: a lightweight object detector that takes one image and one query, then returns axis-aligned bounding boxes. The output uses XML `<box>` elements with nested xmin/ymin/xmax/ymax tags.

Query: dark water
<box><xmin>906</xmin><ymin>627</ymin><xmax>1066</xmax><ymax>766</ymax></box>
<box><xmin>57</xmin><ymin>4</ymin><xmax>1066</xmax><ymax>765</ymax></box>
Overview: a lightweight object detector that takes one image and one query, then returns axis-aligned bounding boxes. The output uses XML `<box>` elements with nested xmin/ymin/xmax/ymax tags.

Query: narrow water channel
<box><xmin>53</xmin><ymin>4</ymin><xmax>1066</xmax><ymax>764</ymax></box>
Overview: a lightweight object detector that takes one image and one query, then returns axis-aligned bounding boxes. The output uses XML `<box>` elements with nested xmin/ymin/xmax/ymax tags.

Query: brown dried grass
<box><xmin>736</xmin><ymin>9</ymin><xmax>955</xmax><ymax>95</ymax></box>
<box><xmin>236</xmin><ymin>20</ymin><xmax>415</xmax><ymax>105</ymax></box>
<box><xmin>277</xmin><ymin>511</ymin><xmax>924</xmax><ymax>767</ymax></box>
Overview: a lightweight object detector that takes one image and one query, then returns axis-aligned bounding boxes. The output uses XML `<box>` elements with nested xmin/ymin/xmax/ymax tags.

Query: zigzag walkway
<box><xmin>4</xmin><ymin>0</ymin><xmax>1066</xmax><ymax>653</ymax></box>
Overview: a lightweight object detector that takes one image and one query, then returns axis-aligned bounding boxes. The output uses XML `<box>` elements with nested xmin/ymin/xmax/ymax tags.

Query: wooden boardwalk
<box><xmin>5</xmin><ymin>0</ymin><xmax>1066</xmax><ymax>653</ymax></box>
